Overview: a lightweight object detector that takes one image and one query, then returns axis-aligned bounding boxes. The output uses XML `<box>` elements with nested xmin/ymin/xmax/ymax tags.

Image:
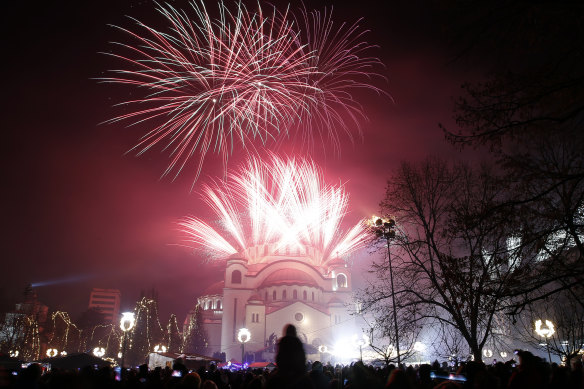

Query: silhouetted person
<box><xmin>308</xmin><ymin>361</ymin><xmax>330</xmax><ymax>389</ymax></box>
<box><xmin>508</xmin><ymin>351</ymin><xmax>544</xmax><ymax>389</ymax></box>
<box><xmin>201</xmin><ymin>379</ymin><xmax>218</xmax><ymax>389</ymax></box>
<box><xmin>266</xmin><ymin>324</ymin><xmax>314</xmax><ymax>389</ymax></box>
<box><xmin>173</xmin><ymin>357</ymin><xmax>188</xmax><ymax>377</ymax></box>
<box><xmin>182</xmin><ymin>372</ymin><xmax>202</xmax><ymax>389</ymax></box>
<box><xmin>417</xmin><ymin>364</ymin><xmax>433</xmax><ymax>389</ymax></box>
<box><xmin>385</xmin><ymin>368</ymin><xmax>411</xmax><ymax>389</ymax></box>
<box><xmin>15</xmin><ymin>363</ymin><xmax>42</xmax><ymax>389</ymax></box>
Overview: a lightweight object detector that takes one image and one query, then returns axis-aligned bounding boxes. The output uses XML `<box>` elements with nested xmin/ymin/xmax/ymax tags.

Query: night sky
<box><xmin>2</xmin><ymin>0</ymin><xmax>482</xmax><ymax>322</ymax></box>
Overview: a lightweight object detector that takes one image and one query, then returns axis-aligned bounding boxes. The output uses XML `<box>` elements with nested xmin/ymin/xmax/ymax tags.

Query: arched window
<box><xmin>293</xmin><ymin>290</ymin><xmax>298</xmax><ymax>299</ymax></box>
<box><xmin>216</xmin><ymin>300</ymin><xmax>222</xmax><ymax>310</ymax></box>
<box><xmin>336</xmin><ymin>273</ymin><xmax>347</xmax><ymax>288</ymax></box>
<box><xmin>303</xmin><ymin>290</ymin><xmax>307</xmax><ymax>300</ymax></box>
<box><xmin>282</xmin><ymin>290</ymin><xmax>287</xmax><ymax>300</ymax></box>
<box><xmin>231</xmin><ymin>270</ymin><xmax>242</xmax><ymax>284</ymax></box>
<box><xmin>312</xmin><ymin>291</ymin><xmax>315</xmax><ymax>301</ymax></box>
<box><xmin>265</xmin><ymin>291</ymin><xmax>268</xmax><ymax>301</ymax></box>
<box><xmin>205</xmin><ymin>300</ymin><xmax>210</xmax><ymax>310</ymax></box>
<box><xmin>273</xmin><ymin>290</ymin><xmax>276</xmax><ymax>300</ymax></box>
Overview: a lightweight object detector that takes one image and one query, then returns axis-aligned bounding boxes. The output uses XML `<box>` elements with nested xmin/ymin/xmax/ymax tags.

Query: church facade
<box><xmin>195</xmin><ymin>243</ymin><xmax>358</xmax><ymax>362</ymax></box>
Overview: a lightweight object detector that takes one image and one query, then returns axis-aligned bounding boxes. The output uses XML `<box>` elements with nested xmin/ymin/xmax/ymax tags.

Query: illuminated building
<box><xmin>88</xmin><ymin>288</ymin><xmax>121</xmax><ymax>323</ymax></box>
<box><xmin>191</xmin><ymin>244</ymin><xmax>357</xmax><ymax>362</ymax></box>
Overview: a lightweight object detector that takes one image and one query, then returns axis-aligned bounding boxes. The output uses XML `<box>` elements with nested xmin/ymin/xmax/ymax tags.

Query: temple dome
<box><xmin>201</xmin><ymin>281</ymin><xmax>224</xmax><ymax>296</ymax></box>
<box><xmin>260</xmin><ymin>268</ymin><xmax>318</xmax><ymax>288</ymax></box>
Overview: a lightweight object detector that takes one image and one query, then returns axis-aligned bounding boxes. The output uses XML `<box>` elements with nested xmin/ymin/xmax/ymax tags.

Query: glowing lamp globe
<box><xmin>154</xmin><ymin>344</ymin><xmax>167</xmax><ymax>353</ymax></box>
<box><xmin>535</xmin><ymin>319</ymin><xmax>555</xmax><ymax>338</ymax></box>
<box><xmin>352</xmin><ymin>334</ymin><xmax>369</xmax><ymax>347</ymax></box>
<box><xmin>120</xmin><ymin>312</ymin><xmax>135</xmax><ymax>332</ymax></box>
<box><xmin>237</xmin><ymin>328</ymin><xmax>251</xmax><ymax>343</ymax></box>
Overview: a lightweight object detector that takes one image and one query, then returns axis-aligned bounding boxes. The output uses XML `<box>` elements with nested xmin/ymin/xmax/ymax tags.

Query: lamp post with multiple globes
<box><xmin>120</xmin><ymin>312</ymin><xmax>136</xmax><ymax>370</ymax></box>
<box><xmin>535</xmin><ymin>319</ymin><xmax>555</xmax><ymax>362</ymax></box>
<box><xmin>154</xmin><ymin>344</ymin><xmax>167</xmax><ymax>353</ymax></box>
<box><xmin>368</xmin><ymin>215</ymin><xmax>401</xmax><ymax>367</ymax></box>
<box><xmin>237</xmin><ymin>328</ymin><xmax>251</xmax><ymax>366</ymax></box>
<box><xmin>352</xmin><ymin>334</ymin><xmax>369</xmax><ymax>362</ymax></box>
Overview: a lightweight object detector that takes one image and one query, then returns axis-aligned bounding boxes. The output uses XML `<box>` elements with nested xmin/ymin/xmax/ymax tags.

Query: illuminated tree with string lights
<box><xmin>126</xmin><ymin>297</ymin><xmax>165</xmax><ymax>365</ymax></box>
<box><xmin>166</xmin><ymin>314</ymin><xmax>182</xmax><ymax>353</ymax></box>
<box><xmin>182</xmin><ymin>305</ymin><xmax>208</xmax><ymax>355</ymax></box>
<box><xmin>0</xmin><ymin>314</ymin><xmax>40</xmax><ymax>360</ymax></box>
<box><xmin>47</xmin><ymin>311</ymin><xmax>81</xmax><ymax>354</ymax></box>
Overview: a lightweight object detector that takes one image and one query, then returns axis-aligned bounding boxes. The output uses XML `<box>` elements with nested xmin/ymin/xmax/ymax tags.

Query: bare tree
<box><xmin>440</xmin><ymin>0</ymin><xmax>584</xmax><ymax>310</ymax></box>
<box><xmin>361</xmin><ymin>158</ymin><xmax>524</xmax><ymax>362</ymax></box>
<box><xmin>357</xmin><ymin>296</ymin><xmax>419</xmax><ymax>367</ymax></box>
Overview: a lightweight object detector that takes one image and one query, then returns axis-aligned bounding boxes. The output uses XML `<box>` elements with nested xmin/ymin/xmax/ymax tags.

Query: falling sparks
<box><xmin>101</xmin><ymin>1</ymin><xmax>386</xmax><ymax>182</ymax></box>
<box><xmin>179</xmin><ymin>155</ymin><xmax>368</xmax><ymax>265</ymax></box>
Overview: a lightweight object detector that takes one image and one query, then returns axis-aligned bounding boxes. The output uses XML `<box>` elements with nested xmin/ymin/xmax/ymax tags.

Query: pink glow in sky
<box><xmin>2</xmin><ymin>0</ymin><xmax>483</xmax><ymax>320</ymax></box>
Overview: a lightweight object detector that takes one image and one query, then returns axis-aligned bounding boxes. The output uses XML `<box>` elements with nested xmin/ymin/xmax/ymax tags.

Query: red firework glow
<box><xmin>101</xmin><ymin>1</ymin><xmax>385</xmax><ymax>182</ymax></box>
<box><xmin>179</xmin><ymin>155</ymin><xmax>368</xmax><ymax>265</ymax></box>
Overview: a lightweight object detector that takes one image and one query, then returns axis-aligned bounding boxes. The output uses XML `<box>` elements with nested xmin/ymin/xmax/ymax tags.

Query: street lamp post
<box><xmin>535</xmin><ymin>319</ymin><xmax>555</xmax><ymax>362</ymax></box>
<box><xmin>369</xmin><ymin>216</ymin><xmax>401</xmax><ymax>367</ymax></box>
<box><xmin>352</xmin><ymin>334</ymin><xmax>369</xmax><ymax>362</ymax></box>
<box><xmin>237</xmin><ymin>328</ymin><xmax>251</xmax><ymax>366</ymax></box>
<box><xmin>120</xmin><ymin>312</ymin><xmax>136</xmax><ymax>371</ymax></box>
<box><xmin>318</xmin><ymin>345</ymin><xmax>328</xmax><ymax>363</ymax></box>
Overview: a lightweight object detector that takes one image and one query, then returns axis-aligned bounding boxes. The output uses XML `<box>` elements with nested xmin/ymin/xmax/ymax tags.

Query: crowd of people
<box><xmin>2</xmin><ymin>325</ymin><xmax>583</xmax><ymax>389</ymax></box>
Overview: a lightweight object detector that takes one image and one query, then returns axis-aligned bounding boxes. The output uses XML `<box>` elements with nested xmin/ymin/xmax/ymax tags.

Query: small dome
<box><xmin>328</xmin><ymin>257</ymin><xmax>346</xmax><ymax>267</ymax></box>
<box><xmin>248</xmin><ymin>294</ymin><xmax>263</xmax><ymax>302</ymax></box>
<box><xmin>201</xmin><ymin>281</ymin><xmax>224</xmax><ymax>296</ymax></box>
<box><xmin>260</xmin><ymin>268</ymin><xmax>318</xmax><ymax>288</ymax></box>
<box><xmin>328</xmin><ymin>297</ymin><xmax>344</xmax><ymax>306</ymax></box>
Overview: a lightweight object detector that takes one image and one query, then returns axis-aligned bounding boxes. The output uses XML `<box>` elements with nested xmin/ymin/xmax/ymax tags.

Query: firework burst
<box><xmin>101</xmin><ymin>1</ymin><xmax>385</xmax><ymax>182</ymax></box>
<box><xmin>178</xmin><ymin>155</ymin><xmax>367</xmax><ymax>266</ymax></box>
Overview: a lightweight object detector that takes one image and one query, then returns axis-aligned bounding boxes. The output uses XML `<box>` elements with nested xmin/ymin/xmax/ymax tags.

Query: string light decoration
<box><xmin>182</xmin><ymin>304</ymin><xmax>209</xmax><ymax>354</ymax></box>
<box><xmin>46</xmin><ymin>348</ymin><xmax>58</xmax><ymax>357</ymax></box>
<box><xmin>89</xmin><ymin>323</ymin><xmax>121</xmax><ymax>358</ymax></box>
<box><xmin>166</xmin><ymin>314</ymin><xmax>182</xmax><ymax>353</ymax></box>
<box><xmin>124</xmin><ymin>298</ymin><xmax>165</xmax><ymax>365</ymax></box>
<box><xmin>21</xmin><ymin>316</ymin><xmax>41</xmax><ymax>361</ymax></box>
<box><xmin>4</xmin><ymin>315</ymin><xmax>41</xmax><ymax>361</ymax></box>
<box><xmin>49</xmin><ymin>311</ymin><xmax>81</xmax><ymax>354</ymax></box>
